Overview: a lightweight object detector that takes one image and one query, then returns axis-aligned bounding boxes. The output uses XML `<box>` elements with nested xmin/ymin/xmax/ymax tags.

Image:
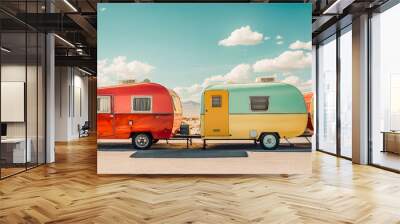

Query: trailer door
<box><xmin>97</xmin><ymin>95</ymin><xmax>114</xmax><ymax>137</ymax></box>
<box><xmin>204</xmin><ymin>90</ymin><xmax>229</xmax><ymax>136</ymax></box>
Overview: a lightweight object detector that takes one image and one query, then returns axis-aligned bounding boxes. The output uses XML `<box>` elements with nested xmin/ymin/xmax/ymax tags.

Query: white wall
<box><xmin>71</xmin><ymin>72</ymin><xmax>89</xmax><ymax>138</ymax></box>
<box><xmin>1</xmin><ymin>65</ymin><xmax>26</xmax><ymax>139</ymax></box>
<box><xmin>55</xmin><ymin>67</ymin><xmax>89</xmax><ymax>141</ymax></box>
<box><xmin>55</xmin><ymin>67</ymin><xmax>69</xmax><ymax>141</ymax></box>
<box><xmin>1</xmin><ymin>63</ymin><xmax>46</xmax><ymax>164</ymax></box>
<box><xmin>1</xmin><ymin>65</ymin><xmax>40</xmax><ymax>138</ymax></box>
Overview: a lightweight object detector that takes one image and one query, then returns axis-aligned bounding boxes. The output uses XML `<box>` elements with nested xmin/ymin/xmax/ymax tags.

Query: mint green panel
<box><xmin>202</xmin><ymin>83</ymin><xmax>306</xmax><ymax>114</ymax></box>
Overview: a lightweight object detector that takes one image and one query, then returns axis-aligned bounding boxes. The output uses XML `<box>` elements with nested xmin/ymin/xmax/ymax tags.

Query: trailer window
<box><xmin>132</xmin><ymin>96</ymin><xmax>152</xmax><ymax>112</ymax></box>
<box><xmin>212</xmin><ymin>96</ymin><xmax>222</xmax><ymax>107</ymax></box>
<box><xmin>97</xmin><ymin>96</ymin><xmax>111</xmax><ymax>113</ymax></box>
<box><xmin>250</xmin><ymin>96</ymin><xmax>269</xmax><ymax>111</ymax></box>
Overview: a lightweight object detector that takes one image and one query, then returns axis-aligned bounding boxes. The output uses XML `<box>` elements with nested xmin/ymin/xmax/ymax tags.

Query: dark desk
<box><xmin>382</xmin><ymin>131</ymin><xmax>400</xmax><ymax>154</ymax></box>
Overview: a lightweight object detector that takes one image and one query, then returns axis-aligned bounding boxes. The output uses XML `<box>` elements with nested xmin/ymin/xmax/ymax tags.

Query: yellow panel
<box><xmin>201</xmin><ymin>114</ymin><xmax>307</xmax><ymax>139</ymax></box>
<box><xmin>204</xmin><ymin>90</ymin><xmax>229</xmax><ymax>136</ymax></box>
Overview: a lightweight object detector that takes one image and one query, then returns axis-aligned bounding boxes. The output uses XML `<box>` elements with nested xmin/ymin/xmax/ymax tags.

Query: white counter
<box><xmin>1</xmin><ymin>138</ymin><xmax>32</xmax><ymax>163</ymax></box>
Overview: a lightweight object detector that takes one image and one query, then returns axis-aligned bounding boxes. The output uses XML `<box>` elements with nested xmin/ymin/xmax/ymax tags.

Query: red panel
<box><xmin>114</xmin><ymin>95</ymin><xmax>131</xmax><ymax>113</ymax></box>
<box><xmin>97</xmin><ymin>83</ymin><xmax>183</xmax><ymax>140</ymax></box>
<box><xmin>97</xmin><ymin>114</ymin><xmax>174</xmax><ymax>139</ymax></box>
<box><xmin>97</xmin><ymin>114</ymin><xmax>114</xmax><ymax>138</ymax></box>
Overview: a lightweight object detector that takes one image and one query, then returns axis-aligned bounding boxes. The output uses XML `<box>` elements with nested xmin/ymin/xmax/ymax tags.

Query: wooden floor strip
<box><xmin>0</xmin><ymin>136</ymin><xmax>400</xmax><ymax>223</ymax></box>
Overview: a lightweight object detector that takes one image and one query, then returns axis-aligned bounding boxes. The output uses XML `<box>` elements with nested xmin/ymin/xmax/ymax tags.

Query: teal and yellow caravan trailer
<box><xmin>200</xmin><ymin>83</ymin><xmax>308</xmax><ymax>150</ymax></box>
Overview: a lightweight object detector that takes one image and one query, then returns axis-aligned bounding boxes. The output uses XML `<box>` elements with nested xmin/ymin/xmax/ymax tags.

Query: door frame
<box><xmin>204</xmin><ymin>90</ymin><xmax>229</xmax><ymax>137</ymax></box>
<box><xmin>97</xmin><ymin>95</ymin><xmax>115</xmax><ymax>137</ymax></box>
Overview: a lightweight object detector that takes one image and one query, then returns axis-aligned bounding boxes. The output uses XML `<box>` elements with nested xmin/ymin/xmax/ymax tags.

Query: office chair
<box><xmin>79</xmin><ymin>121</ymin><xmax>90</xmax><ymax>138</ymax></box>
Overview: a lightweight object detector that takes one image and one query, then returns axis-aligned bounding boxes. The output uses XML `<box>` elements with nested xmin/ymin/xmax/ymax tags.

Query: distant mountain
<box><xmin>181</xmin><ymin>101</ymin><xmax>200</xmax><ymax>118</ymax></box>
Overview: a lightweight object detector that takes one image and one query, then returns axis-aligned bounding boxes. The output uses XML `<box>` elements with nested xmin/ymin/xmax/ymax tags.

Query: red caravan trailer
<box><xmin>303</xmin><ymin>92</ymin><xmax>314</xmax><ymax>134</ymax></box>
<box><xmin>97</xmin><ymin>83</ymin><xmax>182</xmax><ymax>149</ymax></box>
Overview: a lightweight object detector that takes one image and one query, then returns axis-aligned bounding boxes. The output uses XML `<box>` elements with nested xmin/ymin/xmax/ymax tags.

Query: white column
<box><xmin>352</xmin><ymin>14</ymin><xmax>369</xmax><ymax>164</ymax></box>
<box><xmin>46</xmin><ymin>32</ymin><xmax>55</xmax><ymax>163</ymax></box>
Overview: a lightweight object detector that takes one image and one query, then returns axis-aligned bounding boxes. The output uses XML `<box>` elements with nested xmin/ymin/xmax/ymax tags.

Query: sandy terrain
<box><xmin>98</xmin><ymin>150</ymin><xmax>312</xmax><ymax>174</ymax></box>
<box><xmin>181</xmin><ymin>117</ymin><xmax>200</xmax><ymax>135</ymax></box>
<box><xmin>97</xmin><ymin>139</ymin><xmax>312</xmax><ymax>175</ymax></box>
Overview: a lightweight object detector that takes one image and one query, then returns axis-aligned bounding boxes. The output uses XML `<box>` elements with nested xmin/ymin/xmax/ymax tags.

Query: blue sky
<box><xmin>98</xmin><ymin>3</ymin><xmax>312</xmax><ymax>102</ymax></box>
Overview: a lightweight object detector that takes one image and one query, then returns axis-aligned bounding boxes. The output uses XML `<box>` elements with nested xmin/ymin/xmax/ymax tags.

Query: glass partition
<box><xmin>38</xmin><ymin>32</ymin><xmax>46</xmax><ymax>165</ymax></box>
<box><xmin>27</xmin><ymin>30</ymin><xmax>38</xmax><ymax>169</ymax></box>
<box><xmin>0</xmin><ymin>1</ymin><xmax>46</xmax><ymax>179</ymax></box>
<box><xmin>339</xmin><ymin>27</ymin><xmax>352</xmax><ymax>158</ymax></box>
<box><xmin>370</xmin><ymin>3</ymin><xmax>400</xmax><ymax>171</ymax></box>
<box><xmin>1</xmin><ymin>30</ymin><xmax>28</xmax><ymax>177</ymax></box>
<box><xmin>317</xmin><ymin>35</ymin><xmax>337</xmax><ymax>154</ymax></box>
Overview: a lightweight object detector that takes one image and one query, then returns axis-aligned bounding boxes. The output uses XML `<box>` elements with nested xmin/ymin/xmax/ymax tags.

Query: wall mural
<box><xmin>97</xmin><ymin>3</ymin><xmax>313</xmax><ymax>174</ymax></box>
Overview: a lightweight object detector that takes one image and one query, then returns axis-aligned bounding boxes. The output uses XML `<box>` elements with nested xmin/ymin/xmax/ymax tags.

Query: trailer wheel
<box><xmin>132</xmin><ymin>133</ymin><xmax>152</xmax><ymax>150</ymax></box>
<box><xmin>260</xmin><ymin>133</ymin><xmax>279</xmax><ymax>150</ymax></box>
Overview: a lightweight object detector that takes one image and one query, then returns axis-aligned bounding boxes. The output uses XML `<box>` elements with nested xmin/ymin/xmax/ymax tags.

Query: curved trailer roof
<box><xmin>97</xmin><ymin>82</ymin><xmax>175</xmax><ymax>114</ymax></box>
<box><xmin>201</xmin><ymin>83</ymin><xmax>307</xmax><ymax>114</ymax></box>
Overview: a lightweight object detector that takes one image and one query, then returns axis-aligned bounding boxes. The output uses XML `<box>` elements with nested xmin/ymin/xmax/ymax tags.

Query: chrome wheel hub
<box><xmin>135</xmin><ymin>134</ymin><xmax>149</xmax><ymax>148</ymax></box>
<box><xmin>263</xmin><ymin>135</ymin><xmax>276</xmax><ymax>148</ymax></box>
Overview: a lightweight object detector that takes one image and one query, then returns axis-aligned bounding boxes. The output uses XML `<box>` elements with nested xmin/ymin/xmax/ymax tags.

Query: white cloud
<box><xmin>218</xmin><ymin>26</ymin><xmax>263</xmax><ymax>47</ymax></box>
<box><xmin>253</xmin><ymin>50</ymin><xmax>312</xmax><ymax>73</ymax></box>
<box><xmin>281</xmin><ymin>75</ymin><xmax>300</xmax><ymax>85</ymax></box>
<box><xmin>264</xmin><ymin>36</ymin><xmax>271</xmax><ymax>40</ymax></box>
<box><xmin>98</xmin><ymin>56</ymin><xmax>155</xmax><ymax>87</ymax></box>
<box><xmin>174</xmin><ymin>64</ymin><xmax>252</xmax><ymax>102</ymax></box>
<box><xmin>204</xmin><ymin>64</ymin><xmax>252</xmax><ymax>85</ymax></box>
<box><xmin>175</xmin><ymin>53</ymin><xmax>313</xmax><ymax>101</ymax></box>
<box><xmin>289</xmin><ymin>40</ymin><xmax>312</xmax><ymax>50</ymax></box>
<box><xmin>173</xmin><ymin>84</ymin><xmax>203</xmax><ymax>102</ymax></box>
<box><xmin>280</xmin><ymin>72</ymin><xmax>293</xmax><ymax>76</ymax></box>
<box><xmin>276</xmin><ymin>41</ymin><xmax>284</xmax><ymax>45</ymax></box>
<box><xmin>280</xmin><ymin>75</ymin><xmax>312</xmax><ymax>92</ymax></box>
<box><xmin>276</xmin><ymin>35</ymin><xmax>283</xmax><ymax>40</ymax></box>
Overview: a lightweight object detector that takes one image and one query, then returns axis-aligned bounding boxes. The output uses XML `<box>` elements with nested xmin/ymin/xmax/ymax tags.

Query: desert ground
<box><xmin>97</xmin><ymin>137</ymin><xmax>312</xmax><ymax>175</ymax></box>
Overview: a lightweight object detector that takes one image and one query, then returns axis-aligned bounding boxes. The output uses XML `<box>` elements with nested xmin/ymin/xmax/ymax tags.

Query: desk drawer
<box><xmin>385</xmin><ymin>133</ymin><xmax>400</xmax><ymax>154</ymax></box>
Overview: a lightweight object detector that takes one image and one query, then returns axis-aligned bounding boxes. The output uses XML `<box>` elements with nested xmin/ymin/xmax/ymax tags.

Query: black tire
<box><xmin>152</xmin><ymin>139</ymin><xmax>159</xmax><ymax>144</ymax></box>
<box><xmin>260</xmin><ymin>133</ymin><xmax>279</xmax><ymax>150</ymax></box>
<box><xmin>132</xmin><ymin>133</ymin><xmax>152</xmax><ymax>150</ymax></box>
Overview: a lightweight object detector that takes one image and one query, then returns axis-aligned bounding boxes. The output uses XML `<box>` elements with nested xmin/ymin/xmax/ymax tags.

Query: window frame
<box><xmin>249</xmin><ymin>96</ymin><xmax>270</xmax><ymax>112</ymax></box>
<box><xmin>97</xmin><ymin>95</ymin><xmax>112</xmax><ymax>114</ymax></box>
<box><xmin>211</xmin><ymin>95</ymin><xmax>222</xmax><ymax>108</ymax></box>
<box><xmin>131</xmin><ymin>95</ymin><xmax>153</xmax><ymax>113</ymax></box>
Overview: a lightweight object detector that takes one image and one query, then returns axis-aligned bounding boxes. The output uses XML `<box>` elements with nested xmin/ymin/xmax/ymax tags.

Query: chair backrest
<box><xmin>82</xmin><ymin>121</ymin><xmax>90</xmax><ymax>129</ymax></box>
